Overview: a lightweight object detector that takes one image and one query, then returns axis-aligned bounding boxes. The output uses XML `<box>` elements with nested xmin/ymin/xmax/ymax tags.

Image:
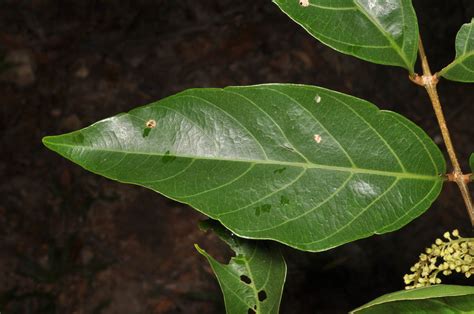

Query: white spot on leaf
<box><xmin>146</xmin><ymin>119</ymin><xmax>156</xmax><ymax>128</ymax></box>
<box><xmin>299</xmin><ymin>0</ymin><xmax>309</xmax><ymax>7</ymax></box>
<box><xmin>314</xmin><ymin>95</ymin><xmax>321</xmax><ymax>103</ymax></box>
<box><xmin>313</xmin><ymin>134</ymin><xmax>322</xmax><ymax>143</ymax></box>
<box><xmin>368</xmin><ymin>0</ymin><xmax>376</xmax><ymax>10</ymax></box>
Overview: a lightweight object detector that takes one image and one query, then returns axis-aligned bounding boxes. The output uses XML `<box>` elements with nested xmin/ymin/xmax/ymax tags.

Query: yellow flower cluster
<box><xmin>404</xmin><ymin>229</ymin><xmax>474</xmax><ymax>289</ymax></box>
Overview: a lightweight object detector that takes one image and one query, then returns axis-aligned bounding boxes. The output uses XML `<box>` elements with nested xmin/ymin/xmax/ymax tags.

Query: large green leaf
<box><xmin>273</xmin><ymin>0</ymin><xmax>419</xmax><ymax>72</ymax></box>
<box><xmin>196</xmin><ymin>220</ymin><xmax>286</xmax><ymax>314</ymax></box>
<box><xmin>439</xmin><ymin>19</ymin><xmax>474</xmax><ymax>82</ymax></box>
<box><xmin>43</xmin><ymin>84</ymin><xmax>445</xmax><ymax>252</ymax></box>
<box><xmin>351</xmin><ymin>285</ymin><xmax>474</xmax><ymax>313</ymax></box>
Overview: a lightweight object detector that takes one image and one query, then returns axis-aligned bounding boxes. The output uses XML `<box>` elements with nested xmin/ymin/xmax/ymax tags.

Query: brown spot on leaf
<box><xmin>146</xmin><ymin>119</ymin><xmax>156</xmax><ymax>128</ymax></box>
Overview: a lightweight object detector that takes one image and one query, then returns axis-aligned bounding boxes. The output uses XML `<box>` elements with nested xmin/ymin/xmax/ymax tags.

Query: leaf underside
<box><xmin>43</xmin><ymin>84</ymin><xmax>445</xmax><ymax>252</ymax></box>
<box><xmin>351</xmin><ymin>285</ymin><xmax>474</xmax><ymax>313</ymax></box>
<box><xmin>440</xmin><ymin>18</ymin><xmax>474</xmax><ymax>82</ymax></box>
<box><xmin>273</xmin><ymin>0</ymin><xmax>419</xmax><ymax>72</ymax></box>
<box><xmin>196</xmin><ymin>221</ymin><xmax>286</xmax><ymax>314</ymax></box>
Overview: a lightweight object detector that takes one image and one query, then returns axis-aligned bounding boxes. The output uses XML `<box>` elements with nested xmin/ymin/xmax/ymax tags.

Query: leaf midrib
<box><xmin>440</xmin><ymin>50</ymin><xmax>474</xmax><ymax>76</ymax></box>
<box><xmin>352</xmin><ymin>0</ymin><xmax>412</xmax><ymax>70</ymax></box>
<box><xmin>242</xmin><ymin>246</ymin><xmax>262</xmax><ymax>314</ymax></box>
<box><xmin>45</xmin><ymin>140</ymin><xmax>441</xmax><ymax>181</ymax></box>
<box><xmin>440</xmin><ymin>21</ymin><xmax>474</xmax><ymax>76</ymax></box>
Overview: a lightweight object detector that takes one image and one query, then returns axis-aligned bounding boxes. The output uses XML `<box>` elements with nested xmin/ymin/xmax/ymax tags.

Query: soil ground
<box><xmin>0</xmin><ymin>1</ymin><xmax>473</xmax><ymax>313</ymax></box>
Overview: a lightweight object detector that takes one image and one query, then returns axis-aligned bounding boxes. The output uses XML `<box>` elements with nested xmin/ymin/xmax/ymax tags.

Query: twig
<box><xmin>412</xmin><ymin>38</ymin><xmax>474</xmax><ymax>226</ymax></box>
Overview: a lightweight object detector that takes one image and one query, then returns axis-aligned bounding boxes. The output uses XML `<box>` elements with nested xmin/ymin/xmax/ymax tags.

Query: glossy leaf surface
<box><xmin>273</xmin><ymin>0</ymin><xmax>419</xmax><ymax>72</ymax></box>
<box><xmin>440</xmin><ymin>19</ymin><xmax>474</xmax><ymax>82</ymax></box>
<box><xmin>351</xmin><ymin>285</ymin><xmax>474</xmax><ymax>313</ymax></box>
<box><xmin>43</xmin><ymin>84</ymin><xmax>445</xmax><ymax>252</ymax></box>
<box><xmin>196</xmin><ymin>221</ymin><xmax>286</xmax><ymax>314</ymax></box>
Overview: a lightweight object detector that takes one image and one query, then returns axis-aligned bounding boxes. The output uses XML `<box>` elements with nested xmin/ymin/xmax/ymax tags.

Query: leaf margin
<box><xmin>350</xmin><ymin>284</ymin><xmax>474</xmax><ymax>313</ymax></box>
<box><xmin>195</xmin><ymin>221</ymin><xmax>287</xmax><ymax>314</ymax></box>
<box><xmin>439</xmin><ymin>18</ymin><xmax>474</xmax><ymax>82</ymax></box>
<box><xmin>272</xmin><ymin>0</ymin><xmax>420</xmax><ymax>72</ymax></box>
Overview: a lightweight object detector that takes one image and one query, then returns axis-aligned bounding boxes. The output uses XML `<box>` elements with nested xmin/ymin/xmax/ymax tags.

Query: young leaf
<box><xmin>439</xmin><ymin>19</ymin><xmax>474</xmax><ymax>82</ymax></box>
<box><xmin>43</xmin><ymin>84</ymin><xmax>446</xmax><ymax>252</ymax></box>
<box><xmin>196</xmin><ymin>220</ymin><xmax>286</xmax><ymax>314</ymax></box>
<box><xmin>351</xmin><ymin>285</ymin><xmax>474</xmax><ymax>313</ymax></box>
<box><xmin>273</xmin><ymin>0</ymin><xmax>419</xmax><ymax>72</ymax></box>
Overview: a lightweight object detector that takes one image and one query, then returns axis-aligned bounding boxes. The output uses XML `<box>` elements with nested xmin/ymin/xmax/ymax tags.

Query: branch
<box><xmin>412</xmin><ymin>38</ymin><xmax>474</xmax><ymax>226</ymax></box>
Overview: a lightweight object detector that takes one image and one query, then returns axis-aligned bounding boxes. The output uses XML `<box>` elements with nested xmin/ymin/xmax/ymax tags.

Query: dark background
<box><xmin>1</xmin><ymin>1</ymin><xmax>473</xmax><ymax>313</ymax></box>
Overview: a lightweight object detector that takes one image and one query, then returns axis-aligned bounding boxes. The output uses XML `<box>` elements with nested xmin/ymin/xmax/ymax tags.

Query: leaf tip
<box><xmin>42</xmin><ymin>135</ymin><xmax>57</xmax><ymax>151</ymax></box>
<box><xmin>194</xmin><ymin>243</ymin><xmax>205</xmax><ymax>255</ymax></box>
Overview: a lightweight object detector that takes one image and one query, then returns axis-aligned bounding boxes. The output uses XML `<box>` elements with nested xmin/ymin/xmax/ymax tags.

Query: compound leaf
<box><xmin>196</xmin><ymin>220</ymin><xmax>286</xmax><ymax>314</ymax></box>
<box><xmin>273</xmin><ymin>0</ymin><xmax>419</xmax><ymax>72</ymax></box>
<box><xmin>43</xmin><ymin>84</ymin><xmax>445</xmax><ymax>252</ymax></box>
<box><xmin>351</xmin><ymin>285</ymin><xmax>474</xmax><ymax>313</ymax></box>
<box><xmin>439</xmin><ymin>18</ymin><xmax>474</xmax><ymax>82</ymax></box>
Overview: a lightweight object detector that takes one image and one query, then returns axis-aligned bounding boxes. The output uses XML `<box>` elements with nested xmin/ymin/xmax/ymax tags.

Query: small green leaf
<box><xmin>43</xmin><ymin>84</ymin><xmax>445</xmax><ymax>252</ymax></box>
<box><xmin>273</xmin><ymin>0</ymin><xmax>419</xmax><ymax>72</ymax></box>
<box><xmin>439</xmin><ymin>18</ymin><xmax>474</xmax><ymax>82</ymax></box>
<box><xmin>351</xmin><ymin>285</ymin><xmax>474</xmax><ymax>313</ymax></box>
<box><xmin>196</xmin><ymin>221</ymin><xmax>286</xmax><ymax>314</ymax></box>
